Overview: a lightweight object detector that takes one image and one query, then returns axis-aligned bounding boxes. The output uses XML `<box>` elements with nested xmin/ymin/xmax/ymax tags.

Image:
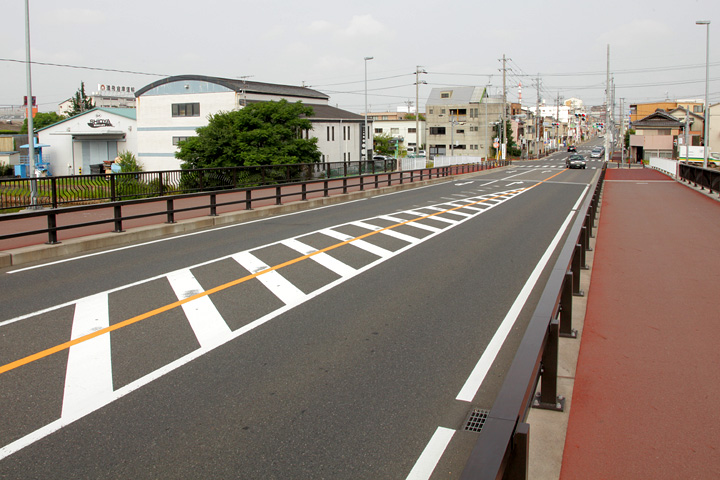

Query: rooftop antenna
<box><xmin>238</xmin><ymin>75</ymin><xmax>254</xmax><ymax>106</ymax></box>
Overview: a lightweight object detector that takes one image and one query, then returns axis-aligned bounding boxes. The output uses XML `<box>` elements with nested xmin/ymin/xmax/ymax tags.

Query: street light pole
<box><xmin>696</xmin><ymin>20</ymin><xmax>710</xmax><ymax>169</ymax></box>
<box><xmin>364</xmin><ymin>56</ymin><xmax>374</xmax><ymax>161</ymax></box>
<box><xmin>24</xmin><ymin>0</ymin><xmax>38</xmax><ymax>206</ymax></box>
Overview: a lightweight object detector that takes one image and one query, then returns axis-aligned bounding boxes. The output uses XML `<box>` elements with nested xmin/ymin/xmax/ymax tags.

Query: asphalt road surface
<box><xmin>0</xmin><ymin>150</ymin><xmax>604</xmax><ymax>479</ymax></box>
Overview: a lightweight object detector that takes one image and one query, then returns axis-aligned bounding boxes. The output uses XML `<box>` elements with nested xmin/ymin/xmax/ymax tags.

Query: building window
<box><xmin>332</xmin><ymin>126</ymin><xmax>335</xmax><ymax>141</ymax></box>
<box><xmin>408</xmin><ymin>128</ymin><xmax>417</xmax><ymax>133</ymax></box>
<box><xmin>430</xmin><ymin>127</ymin><xmax>446</xmax><ymax>135</ymax></box>
<box><xmin>429</xmin><ymin>108</ymin><xmax>434</xmax><ymax>114</ymax></box>
<box><xmin>375</xmin><ymin>128</ymin><xmax>383</xmax><ymax>134</ymax></box>
<box><xmin>694</xmin><ymin>105</ymin><xmax>703</xmax><ymax>113</ymax></box>
<box><xmin>327</xmin><ymin>126</ymin><xmax>330</xmax><ymax>141</ymax></box>
<box><xmin>456</xmin><ymin>129</ymin><xmax>465</xmax><ymax>134</ymax></box>
<box><xmin>391</xmin><ymin>128</ymin><xmax>400</xmax><ymax>134</ymax></box>
<box><xmin>441</xmin><ymin>109</ymin><xmax>446</xmax><ymax>115</ymax></box>
<box><xmin>172</xmin><ymin>136</ymin><xmax>191</xmax><ymax>145</ymax></box>
<box><xmin>441</xmin><ymin>91</ymin><xmax>452</xmax><ymax>99</ymax></box>
<box><xmin>171</xmin><ymin>103</ymin><xmax>200</xmax><ymax>117</ymax></box>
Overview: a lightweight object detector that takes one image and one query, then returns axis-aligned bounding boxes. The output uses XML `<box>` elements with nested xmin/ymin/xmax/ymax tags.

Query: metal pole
<box><xmin>501</xmin><ymin>54</ymin><xmax>507</xmax><ymax>160</ymax></box>
<box><xmin>696</xmin><ymin>21</ymin><xmax>710</xmax><ymax>169</ymax></box>
<box><xmin>484</xmin><ymin>84</ymin><xmax>489</xmax><ymax>162</ymax></box>
<box><xmin>24</xmin><ymin>0</ymin><xmax>38</xmax><ymax>207</ymax></box>
<box><xmin>364</xmin><ymin>56</ymin><xmax>373</xmax><ymax>161</ymax></box>
<box><xmin>605</xmin><ymin>45</ymin><xmax>611</xmax><ymax>164</ymax></box>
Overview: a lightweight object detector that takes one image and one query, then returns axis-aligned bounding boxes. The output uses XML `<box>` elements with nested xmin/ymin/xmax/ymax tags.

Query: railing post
<box><xmin>166</xmin><ymin>198</ymin><xmax>176</xmax><ymax>223</ymax></box>
<box><xmin>572</xmin><ymin>244</ymin><xmax>584</xmax><ymax>296</ymax></box>
<box><xmin>46</xmin><ymin>212</ymin><xmax>60</xmax><ymax>244</ymax></box>
<box><xmin>580</xmin><ymin>225</ymin><xmax>589</xmax><ymax>270</ymax></box>
<box><xmin>51</xmin><ymin>177</ymin><xmax>58</xmax><ymax>209</ymax></box>
<box><xmin>301</xmin><ymin>183</ymin><xmax>307</xmax><ymax>201</ymax></box>
<box><xmin>505</xmin><ymin>423</ymin><xmax>530</xmax><ymax>480</ymax></box>
<box><xmin>158</xmin><ymin>172</ymin><xmax>164</xmax><ymax>196</ymax></box>
<box><xmin>324</xmin><ymin>180</ymin><xmax>330</xmax><ymax>197</ymax></box>
<box><xmin>113</xmin><ymin>204</ymin><xmax>125</xmax><ymax>232</ymax></box>
<box><xmin>533</xmin><ymin>318</ymin><xmax>565</xmax><ymax>411</ymax></box>
<box><xmin>110</xmin><ymin>174</ymin><xmax>117</xmax><ymax>202</ymax></box>
<box><xmin>245</xmin><ymin>189</ymin><xmax>253</xmax><ymax>210</ymax></box>
<box><xmin>560</xmin><ymin>271</ymin><xmax>577</xmax><ymax>338</ymax></box>
<box><xmin>275</xmin><ymin>186</ymin><xmax>282</xmax><ymax>205</ymax></box>
<box><xmin>209</xmin><ymin>193</ymin><xmax>218</xmax><ymax>216</ymax></box>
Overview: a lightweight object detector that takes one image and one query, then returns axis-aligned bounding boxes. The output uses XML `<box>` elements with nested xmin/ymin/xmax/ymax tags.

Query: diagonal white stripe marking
<box><xmin>61</xmin><ymin>293</ymin><xmax>113</xmax><ymax>419</ymax></box>
<box><xmin>167</xmin><ymin>269</ymin><xmax>232</xmax><ymax>348</ymax></box>
<box><xmin>282</xmin><ymin>239</ymin><xmax>357</xmax><ymax>278</ymax></box>
<box><xmin>405</xmin><ymin>427</ymin><xmax>456</xmax><ymax>480</ymax></box>
<box><xmin>231</xmin><ymin>252</ymin><xmax>306</xmax><ymax>305</ymax></box>
<box><xmin>320</xmin><ymin>229</ymin><xmax>393</xmax><ymax>258</ymax></box>
<box><xmin>379</xmin><ymin>215</ymin><xmax>442</xmax><ymax>233</ymax></box>
<box><xmin>351</xmin><ymin>221</ymin><xmax>422</xmax><ymax>244</ymax></box>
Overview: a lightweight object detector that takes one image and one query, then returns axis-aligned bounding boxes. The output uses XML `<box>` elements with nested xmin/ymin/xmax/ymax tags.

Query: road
<box><xmin>0</xmin><ymin>147</ymin><xmax>604</xmax><ymax>479</ymax></box>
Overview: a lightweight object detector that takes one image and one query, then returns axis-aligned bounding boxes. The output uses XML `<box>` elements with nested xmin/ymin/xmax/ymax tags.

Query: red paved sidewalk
<box><xmin>561</xmin><ymin>168</ymin><xmax>720</xmax><ymax>478</ymax></box>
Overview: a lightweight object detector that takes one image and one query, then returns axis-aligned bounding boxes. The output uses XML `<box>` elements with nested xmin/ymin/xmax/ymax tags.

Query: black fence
<box><xmin>0</xmin><ymin>159</ymin><xmax>397</xmax><ymax>212</ymax></box>
<box><xmin>0</xmin><ymin>161</ymin><xmax>509</xmax><ymax>246</ymax></box>
<box><xmin>678</xmin><ymin>163</ymin><xmax>720</xmax><ymax>196</ymax></box>
<box><xmin>460</xmin><ymin>165</ymin><xmax>606</xmax><ymax>479</ymax></box>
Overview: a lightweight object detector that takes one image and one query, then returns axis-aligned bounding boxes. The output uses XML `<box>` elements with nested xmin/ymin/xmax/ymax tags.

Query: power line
<box><xmin>0</xmin><ymin>58</ymin><xmax>167</xmax><ymax>77</ymax></box>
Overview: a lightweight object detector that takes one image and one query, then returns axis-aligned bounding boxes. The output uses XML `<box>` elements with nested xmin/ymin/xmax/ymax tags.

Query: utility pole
<box><xmin>484</xmin><ymin>81</ymin><xmax>491</xmax><ymax>162</ymax></box>
<box><xmin>556</xmin><ymin>92</ymin><xmax>561</xmax><ymax>151</ymax></box>
<box><xmin>535</xmin><ymin>76</ymin><xmax>540</xmax><ymax>159</ymax></box>
<box><xmin>605</xmin><ymin>45</ymin><xmax>611</xmax><ymax>163</ymax></box>
<box><xmin>620</xmin><ymin>97</ymin><xmax>625</xmax><ymax>165</ymax></box>
<box><xmin>501</xmin><ymin>54</ymin><xmax>507</xmax><ymax>160</ymax></box>
<box><xmin>415</xmin><ymin>66</ymin><xmax>427</xmax><ymax>159</ymax></box>
<box><xmin>24</xmin><ymin>0</ymin><xmax>37</xmax><ymax>205</ymax></box>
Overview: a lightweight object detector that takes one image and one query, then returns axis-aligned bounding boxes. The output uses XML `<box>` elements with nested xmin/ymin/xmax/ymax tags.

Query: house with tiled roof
<box><xmin>629</xmin><ymin>109</ymin><xmax>684</xmax><ymax>162</ymax></box>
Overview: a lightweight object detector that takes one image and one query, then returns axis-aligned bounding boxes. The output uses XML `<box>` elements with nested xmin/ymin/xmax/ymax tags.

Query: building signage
<box><xmin>97</xmin><ymin>84</ymin><xmax>136</xmax><ymax>96</ymax></box>
<box><xmin>87</xmin><ymin>118</ymin><xmax>114</xmax><ymax>128</ymax></box>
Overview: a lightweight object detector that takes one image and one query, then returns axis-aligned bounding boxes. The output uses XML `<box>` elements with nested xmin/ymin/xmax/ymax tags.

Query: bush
<box><xmin>116</xmin><ymin>151</ymin><xmax>143</xmax><ymax>173</ymax></box>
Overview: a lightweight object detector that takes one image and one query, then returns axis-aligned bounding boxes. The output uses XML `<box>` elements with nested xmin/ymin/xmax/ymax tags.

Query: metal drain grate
<box><xmin>464</xmin><ymin>408</ymin><xmax>489</xmax><ymax>432</ymax></box>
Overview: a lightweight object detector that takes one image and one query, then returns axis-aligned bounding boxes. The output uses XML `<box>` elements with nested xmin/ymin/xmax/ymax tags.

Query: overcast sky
<box><xmin>2</xmin><ymin>0</ymin><xmax>718</xmax><ymax>116</ymax></box>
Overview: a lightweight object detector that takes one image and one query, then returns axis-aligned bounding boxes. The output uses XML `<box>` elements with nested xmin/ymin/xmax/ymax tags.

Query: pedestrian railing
<box><xmin>0</xmin><ymin>161</ymin><xmax>510</xmax><ymax>246</ymax></box>
<box><xmin>678</xmin><ymin>163</ymin><xmax>720</xmax><ymax>197</ymax></box>
<box><xmin>460</xmin><ymin>164</ymin><xmax>606</xmax><ymax>480</ymax></box>
<box><xmin>0</xmin><ymin>159</ymin><xmax>399</xmax><ymax>212</ymax></box>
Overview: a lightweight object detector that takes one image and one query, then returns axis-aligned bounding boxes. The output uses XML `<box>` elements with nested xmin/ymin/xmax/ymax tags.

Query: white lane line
<box><xmin>405</xmin><ymin>427</ymin><xmax>456</xmax><ymax>480</ymax></box>
<box><xmin>350</xmin><ymin>221</ymin><xmax>421</xmax><ymax>244</ymax></box>
<box><xmin>231</xmin><ymin>252</ymin><xmax>306</xmax><ymax>305</ymax></box>
<box><xmin>425</xmin><ymin>206</ymin><xmax>473</xmax><ymax>218</ymax></box>
<box><xmin>455</xmin><ymin>187</ymin><xmax>585</xmax><ymax>402</ymax></box>
<box><xmin>320</xmin><ymin>228</ymin><xmax>394</xmax><ymax>258</ymax></box>
<box><xmin>61</xmin><ymin>293</ymin><xmax>113</xmax><ymax>420</ymax></box>
<box><xmin>379</xmin><ymin>216</ymin><xmax>442</xmax><ymax>233</ymax></box>
<box><xmin>167</xmin><ymin>269</ymin><xmax>232</xmax><ymax>348</ymax></box>
<box><xmin>281</xmin><ymin>239</ymin><xmax>357</xmax><ymax>278</ymax></box>
<box><xmin>445</xmin><ymin>202</ymin><xmax>484</xmax><ymax>212</ymax></box>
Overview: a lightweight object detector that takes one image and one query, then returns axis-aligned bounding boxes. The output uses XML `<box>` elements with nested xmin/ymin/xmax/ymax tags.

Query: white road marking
<box><xmin>455</xmin><ymin>186</ymin><xmax>585</xmax><ymax>402</ymax></box>
<box><xmin>320</xmin><ymin>228</ymin><xmax>394</xmax><ymax>258</ymax></box>
<box><xmin>61</xmin><ymin>293</ymin><xmax>113</xmax><ymax>420</ymax></box>
<box><xmin>379</xmin><ymin>215</ymin><xmax>442</xmax><ymax>233</ymax></box>
<box><xmin>351</xmin><ymin>221</ymin><xmax>421</xmax><ymax>244</ymax></box>
<box><xmin>406</xmin><ymin>427</ymin><xmax>456</xmax><ymax>480</ymax></box>
<box><xmin>167</xmin><ymin>269</ymin><xmax>232</xmax><ymax>348</ymax></box>
<box><xmin>282</xmin><ymin>239</ymin><xmax>357</xmax><ymax>278</ymax></box>
<box><xmin>231</xmin><ymin>252</ymin><xmax>307</xmax><ymax>305</ymax></box>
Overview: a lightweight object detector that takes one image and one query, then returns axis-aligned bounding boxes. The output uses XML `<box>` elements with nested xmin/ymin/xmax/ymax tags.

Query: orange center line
<box><xmin>0</xmin><ymin>170</ymin><xmax>566</xmax><ymax>376</ymax></box>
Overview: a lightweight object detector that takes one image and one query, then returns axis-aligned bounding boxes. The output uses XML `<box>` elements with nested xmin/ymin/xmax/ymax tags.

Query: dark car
<box><xmin>567</xmin><ymin>145</ymin><xmax>577</xmax><ymax>152</ymax></box>
<box><xmin>566</xmin><ymin>154</ymin><xmax>586</xmax><ymax>169</ymax></box>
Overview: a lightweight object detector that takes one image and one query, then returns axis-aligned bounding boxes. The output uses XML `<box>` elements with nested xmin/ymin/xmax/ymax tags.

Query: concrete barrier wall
<box><xmin>649</xmin><ymin>157</ymin><xmax>677</xmax><ymax>177</ymax></box>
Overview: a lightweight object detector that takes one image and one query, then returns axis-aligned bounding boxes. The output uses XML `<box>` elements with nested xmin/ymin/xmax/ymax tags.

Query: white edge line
<box><xmin>455</xmin><ymin>186</ymin><xmax>586</xmax><ymax>402</ymax></box>
<box><xmin>405</xmin><ymin>427</ymin><xmax>456</xmax><ymax>480</ymax></box>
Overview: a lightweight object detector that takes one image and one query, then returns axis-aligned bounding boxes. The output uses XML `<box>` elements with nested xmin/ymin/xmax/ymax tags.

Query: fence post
<box><xmin>110</xmin><ymin>174</ymin><xmax>117</xmax><ymax>202</ymax></box>
<box><xmin>505</xmin><ymin>423</ymin><xmax>530</xmax><ymax>480</ymax></box>
<box><xmin>166</xmin><ymin>198</ymin><xmax>175</xmax><ymax>224</ymax></box>
<box><xmin>302</xmin><ymin>183</ymin><xmax>307</xmax><ymax>201</ymax></box>
<box><xmin>113</xmin><ymin>204</ymin><xmax>124</xmax><ymax>232</ymax></box>
<box><xmin>158</xmin><ymin>172</ymin><xmax>164</xmax><ymax>196</ymax></box>
<box><xmin>580</xmin><ymin>226</ymin><xmax>589</xmax><ymax>270</ymax></box>
<box><xmin>51</xmin><ymin>177</ymin><xmax>58</xmax><ymax>209</ymax></box>
<box><xmin>533</xmin><ymin>318</ymin><xmax>565</xmax><ymax>411</ymax></box>
<box><xmin>209</xmin><ymin>193</ymin><xmax>218</xmax><ymax>216</ymax></box>
<box><xmin>560</xmin><ymin>271</ymin><xmax>577</xmax><ymax>338</ymax></box>
<box><xmin>572</xmin><ymin>244</ymin><xmax>584</xmax><ymax>296</ymax></box>
<box><xmin>46</xmin><ymin>212</ymin><xmax>60</xmax><ymax>244</ymax></box>
<box><xmin>245</xmin><ymin>189</ymin><xmax>253</xmax><ymax>210</ymax></box>
<box><xmin>325</xmin><ymin>180</ymin><xmax>330</xmax><ymax>197</ymax></box>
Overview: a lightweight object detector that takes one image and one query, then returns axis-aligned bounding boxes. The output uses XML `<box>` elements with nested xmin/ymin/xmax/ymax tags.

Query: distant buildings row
<box><xmin>1</xmin><ymin>75</ymin><xmax>718</xmax><ymax>176</ymax></box>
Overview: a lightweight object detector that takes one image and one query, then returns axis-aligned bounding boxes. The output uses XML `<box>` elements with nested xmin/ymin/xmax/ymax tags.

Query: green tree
<box><xmin>176</xmin><ymin>100</ymin><xmax>320</xmax><ymax>169</ymax></box>
<box><xmin>404</xmin><ymin>113</ymin><xmax>426</xmax><ymax>121</ymax></box>
<box><xmin>490</xmin><ymin>121</ymin><xmax>521</xmax><ymax>157</ymax></box>
<box><xmin>20</xmin><ymin>112</ymin><xmax>66</xmax><ymax>133</ymax></box>
<box><xmin>67</xmin><ymin>81</ymin><xmax>94</xmax><ymax>117</ymax></box>
<box><xmin>373</xmin><ymin>133</ymin><xmax>396</xmax><ymax>156</ymax></box>
<box><xmin>116</xmin><ymin>151</ymin><xmax>143</xmax><ymax>172</ymax></box>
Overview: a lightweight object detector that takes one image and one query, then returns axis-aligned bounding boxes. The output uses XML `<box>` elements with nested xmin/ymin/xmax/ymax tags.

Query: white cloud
<box><xmin>342</xmin><ymin>15</ymin><xmax>388</xmax><ymax>37</ymax></box>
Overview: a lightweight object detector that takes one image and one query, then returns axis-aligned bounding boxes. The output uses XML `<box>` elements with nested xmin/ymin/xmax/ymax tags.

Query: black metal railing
<box><xmin>678</xmin><ymin>163</ymin><xmax>720</xmax><ymax>196</ymax></box>
<box><xmin>0</xmin><ymin>159</ymin><xmax>399</xmax><ymax>212</ymax></box>
<box><xmin>0</xmin><ymin>161</ymin><xmax>510</xmax><ymax>246</ymax></box>
<box><xmin>460</xmin><ymin>164</ymin><xmax>606</xmax><ymax>480</ymax></box>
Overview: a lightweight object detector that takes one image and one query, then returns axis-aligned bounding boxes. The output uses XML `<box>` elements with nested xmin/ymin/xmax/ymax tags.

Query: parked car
<box><xmin>590</xmin><ymin>146</ymin><xmax>605</xmax><ymax>158</ymax></box>
<box><xmin>567</xmin><ymin>145</ymin><xmax>577</xmax><ymax>152</ymax></box>
<box><xmin>566</xmin><ymin>154</ymin><xmax>587</xmax><ymax>169</ymax></box>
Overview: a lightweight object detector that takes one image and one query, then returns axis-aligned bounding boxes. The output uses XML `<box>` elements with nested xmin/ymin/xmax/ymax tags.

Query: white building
<box><xmin>37</xmin><ymin>107</ymin><xmax>136</xmax><ymax>176</ymax></box>
<box><xmin>135</xmin><ymin>75</ymin><xmax>365</xmax><ymax>171</ymax></box>
<box><xmin>58</xmin><ymin>83</ymin><xmax>137</xmax><ymax>116</ymax></box>
<box><xmin>372</xmin><ymin>119</ymin><xmax>426</xmax><ymax>154</ymax></box>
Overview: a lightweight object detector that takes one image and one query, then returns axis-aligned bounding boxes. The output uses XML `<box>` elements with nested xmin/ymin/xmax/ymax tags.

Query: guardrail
<box><xmin>460</xmin><ymin>164</ymin><xmax>606</xmax><ymax>479</ymax></box>
<box><xmin>678</xmin><ymin>163</ymin><xmax>720</xmax><ymax>196</ymax></box>
<box><xmin>0</xmin><ymin>161</ymin><xmax>510</xmax><ymax>246</ymax></box>
<box><xmin>0</xmin><ymin>159</ymin><xmax>398</xmax><ymax>212</ymax></box>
